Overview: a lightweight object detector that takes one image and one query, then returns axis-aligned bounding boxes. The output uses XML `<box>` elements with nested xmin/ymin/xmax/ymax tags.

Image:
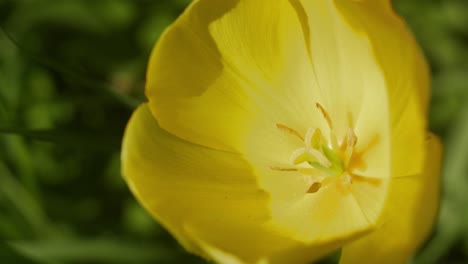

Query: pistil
<box><xmin>273</xmin><ymin>102</ymin><xmax>358</xmax><ymax>194</ymax></box>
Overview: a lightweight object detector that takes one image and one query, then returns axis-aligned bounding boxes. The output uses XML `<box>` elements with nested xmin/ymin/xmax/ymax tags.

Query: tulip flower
<box><xmin>121</xmin><ymin>0</ymin><xmax>442</xmax><ymax>263</ymax></box>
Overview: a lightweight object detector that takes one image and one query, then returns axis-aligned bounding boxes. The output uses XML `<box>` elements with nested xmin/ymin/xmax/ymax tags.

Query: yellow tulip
<box><xmin>121</xmin><ymin>0</ymin><xmax>442</xmax><ymax>263</ymax></box>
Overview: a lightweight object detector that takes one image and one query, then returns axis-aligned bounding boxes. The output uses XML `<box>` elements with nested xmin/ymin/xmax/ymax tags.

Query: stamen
<box><xmin>315</xmin><ymin>103</ymin><xmax>339</xmax><ymax>150</ymax></box>
<box><xmin>343</xmin><ymin>128</ymin><xmax>358</xmax><ymax>166</ymax></box>
<box><xmin>347</xmin><ymin>128</ymin><xmax>358</xmax><ymax>148</ymax></box>
<box><xmin>272</xmin><ymin>103</ymin><xmax>359</xmax><ymax>192</ymax></box>
<box><xmin>307</xmin><ymin>182</ymin><xmax>322</xmax><ymax>193</ymax></box>
<box><xmin>269</xmin><ymin>166</ymin><xmax>328</xmax><ymax>179</ymax></box>
<box><xmin>316</xmin><ymin>102</ymin><xmax>333</xmax><ymax>129</ymax></box>
<box><xmin>329</xmin><ymin>131</ymin><xmax>339</xmax><ymax>151</ymax></box>
<box><xmin>269</xmin><ymin>166</ymin><xmax>298</xmax><ymax>172</ymax></box>
<box><xmin>276</xmin><ymin>123</ymin><xmax>304</xmax><ymax>141</ymax></box>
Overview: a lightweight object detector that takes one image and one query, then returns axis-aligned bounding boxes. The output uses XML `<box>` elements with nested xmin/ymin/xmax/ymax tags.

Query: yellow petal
<box><xmin>146</xmin><ymin>0</ymin><xmax>319</xmax><ymax>153</ymax></box>
<box><xmin>251</xmin><ymin>162</ymin><xmax>388</xmax><ymax>244</ymax></box>
<box><xmin>339</xmin><ymin>134</ymin><xmax>442</xmax><ymax>264</ymax></box>
<box><xmin>242</xmin><ymin>0</ymin><xmax>394</xmax><ymax>244</ymax></box>
<box><xmin>121</xmin><ymin>104</ymin><xmax>344</xmax><ymax>263</ymax></box>
<box><xmin>136</xmin><ymin>1</ymin><xmax>430</xmax><ymax>262</ymax></box>
<box><xmin>294</xmin><ymin>0</ymin><xmax>392</xmax><ymax>179</ymax></box>
<box><xmin>188</xmin><ymin>224</ymin><xmax>349</xmax><ymax>264</ymax></box>
<box><xmin>186</xmin><ymin>227</ymin><xmax>267</xmax><ymax>264</ymax></box>
<box><xmin>122</xmin><ymin>104</ymin><xmax>264</xmax><ymax>260</ymax></box>
<box><xmin>334</xmin><ymin>0</ymin><xmax>429</xmax><ymax>178</ymax></box>
<box><xmin>337</xmin><ymin>0</ymin><xmax>430</xmax><ymax>111</ymax></box>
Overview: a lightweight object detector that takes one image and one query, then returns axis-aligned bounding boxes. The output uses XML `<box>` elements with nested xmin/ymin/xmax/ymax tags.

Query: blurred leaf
<box><xmin>0</xmin><ymin>134</ymin><xmax>36</xmax><ymax>200</ymax></box>
<box><xmin>432</xmin><ymin>69</ymin><xmax>468</xmax><ymax>99</ymax></box>
<box><xmin>0</xmin><ymin>127</ymin><xmax>120</xmax><ymax>151</ymax></box>
<box><xmin>443</xmin><ymin>0</ymin><xmax>468</xmax><ymax>34</ymax></box>
<box><xmin>0</xmin><ymin>161</ymin><xmax>51</xmax><ymax>238</ymax></box>
<box><xmin>0</xmin><ymin>243</ymin><xmax>47</xmax><ymax>264</ymax></box>
<box><xmin>430</xmin><ymin>68</ymin><xmax>468</xmax><ymax>133</ymax></box>
<box><xmin>0</xmin><ymin>27</ymin><xmax>140</xmax><ymax>110</ymax></box>
<box><xmin>122</xmin><ymin>199</ymin><xmax>161</xmax><ymax>237</ymax></box>
<box><xmin>91</xmin><ymin>0</ymin><xmax>137</xmax><ymax>30</ymax></box>
<box><xmin>10</xmin><ymin>238</ymin><xmax>195</xmax><ymax>264</ymax></box>
<box><xmin>8</xmin><ymin>1</ymin><xmax>108</xmax><ymax>34</ymax></box>
<box><xmin>138</xmin><ymin>11</ymin><xmax>174</xmax><ymax>51</ymax></box>
<box><xmin>0</xmin><ymin>0</ymin><xmax>467</xmax><ymax>263</ymax></box>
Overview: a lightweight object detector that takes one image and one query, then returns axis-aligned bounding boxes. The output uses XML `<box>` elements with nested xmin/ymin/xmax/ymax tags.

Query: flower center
<box><xmin>273</xmin><ymin>103</ymin><xmax>358</xmax><ymax>194</ymax></box>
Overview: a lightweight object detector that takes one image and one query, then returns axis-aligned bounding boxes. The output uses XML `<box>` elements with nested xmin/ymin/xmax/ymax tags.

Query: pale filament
<box><xmin>316</xmin><ymin>103</ymin><xmax>339</xmax><ymax>150</ymax></box>
<box><xmin>269</xmin><ymin>166</ymin><xmax>298</xmax><ymax>172</ymax></box>
<box><xmin>343</xmin><ymin>128</ymin><xmax>358</xmax><ymax>166</ymax></box>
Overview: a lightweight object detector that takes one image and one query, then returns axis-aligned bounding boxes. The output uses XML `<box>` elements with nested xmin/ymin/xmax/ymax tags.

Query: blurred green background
<box><xmin>0</xmin><ymin>0</ymin><xmax>467</xmax><ymax>263</ymax></box>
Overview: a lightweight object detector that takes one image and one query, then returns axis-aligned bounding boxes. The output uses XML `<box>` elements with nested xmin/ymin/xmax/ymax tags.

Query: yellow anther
<box><xmin>307</xmin><ymin>182</ymin><xmax>322</xmax><ymax>193</ymax></box>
